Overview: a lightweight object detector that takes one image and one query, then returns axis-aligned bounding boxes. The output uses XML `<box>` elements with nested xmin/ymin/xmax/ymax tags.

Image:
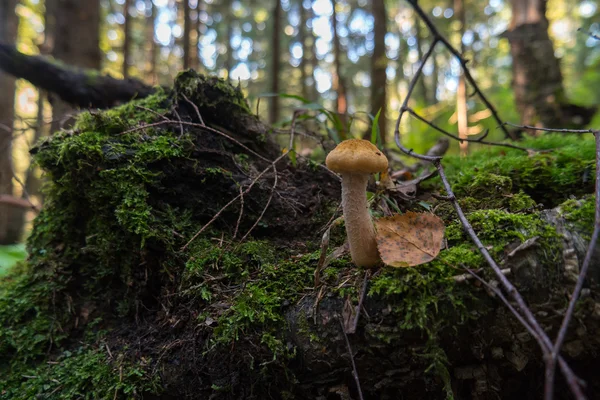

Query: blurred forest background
<box><xmin>0</xmin><ymin>0</ymin><xmax>599</xmax><ymax>254</ymax></box>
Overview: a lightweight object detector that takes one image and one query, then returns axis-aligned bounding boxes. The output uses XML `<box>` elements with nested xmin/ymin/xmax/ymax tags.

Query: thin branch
<box><xmin>406</xmin><ymin>0</ymin><xmax>514</xmax><ymax>140</ymax></box>
<box><xmin>503</xmin><ymin>122</ymin><xmax>594</xmax><ymax>134</ymax></box>
<box><xmin>407</xmin><ymin>108</ymin><xmax>532</xmax><ymax>152</ymax></box>
<box><xmin>339</xmin><ymin>318</ymin><xmax>365</xmax><ymax>400</ymax></box>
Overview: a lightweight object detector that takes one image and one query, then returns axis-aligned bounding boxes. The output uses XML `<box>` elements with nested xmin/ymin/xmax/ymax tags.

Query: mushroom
<box><xmin>326</xmin><ymin>139</ymin><xmax>388</xmax><ymax>267</ymax></box>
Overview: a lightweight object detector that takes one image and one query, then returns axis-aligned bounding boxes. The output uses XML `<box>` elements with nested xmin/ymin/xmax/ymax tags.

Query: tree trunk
<box><xmin>414</xmin><ymin>15</ymin><xmax>429</xmax><ymax>104</ymax></box>
<box><xmin>183</xmin><ymin>0</ymin><xmax>191</xmax><ymax>70</ymax></box>
<box><xmin>195</xmin><ymin>0</ymin><xmax>205</xmax><ymax>71</ymax></box>
<box><xmin>505</xmin><ymin>0</ymin><xmax>596</xmax><ymax>130</ymax></box>
<box><xmin>299</xmin><ymin>0</ymin><xmax>309</xmax><ymax>101</ymax></box>
<box><xmin>455</xmin><ymin>0</ymin><xmax>468</xmax><ymax>156</ymax></box>
<box><xmin>369</xmin><ymin>0</ymin><xmax>387</xmax><ymax>143</ymax></box>
<box><xmin>0</xmin><ymin>0</ymin><xmax>19</xmax><ymax>244</ymax></box>
<box><xmin>225</xmin><ymin>18</ymin><xmax>233</xmax><ymax>80</ymax></box>
<box><xmin>309</xmin><ymin>1</ymin><xmax>319</xmax><ymax>103</ymax></box>
<box><xmin>145</xmin><ymin>0</ymin><xmax>158</xmax><ymax>84</ymax></box>
<box><xmin>190</xmin><ymin>0</ymin><xmax>200</xmax><ymax>70</ymax></box>
<box><xmin>331</xmin><ymin>0</ymin><xmax>348</xmax><ymax>139</ymax></box>
<box><xmin>269</xmin><ymin>0</ymin><xmax>281</xmax><ymax>124</ymax></box>
<box><xmin>123</xmin><ymin>0</ymin><xmax>132</xmax><ymax>78</ymax></box>
<box><xmin>50</xmin><ymin>0</ymin><xmax>101</xmax><ymax>133</ymax></box>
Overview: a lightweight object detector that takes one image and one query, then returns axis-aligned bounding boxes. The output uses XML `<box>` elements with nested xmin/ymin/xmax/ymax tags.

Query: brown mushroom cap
<box><xmin>326</xmin><ymin>139</ymin><xmax>388</xmax><ymax>174</ymax></box>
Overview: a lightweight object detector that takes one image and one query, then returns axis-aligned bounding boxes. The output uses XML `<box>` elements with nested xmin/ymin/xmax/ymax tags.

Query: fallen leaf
<box><xmin>375</xmin><ymin>212</ymin><xmax>445</xmax><ymax>267</ymax></box>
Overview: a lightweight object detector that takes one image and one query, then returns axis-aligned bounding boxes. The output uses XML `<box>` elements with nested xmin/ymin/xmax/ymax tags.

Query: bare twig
<box><xmin>120</xmin><ymin>120</ymin><xmax>272</xmax><ymax>163</ymax></box>
<box><xmin>348</xmin><ymin>270</ymin><xmax>370</xmax><ymax>334</ymax></box>
<box><xmin>503</xmin><ymin>122</ymin><xmax>594</xmax><ymax>134</ymax></box>
<box><xmin>407</xmin><ymin>109</ymin><xmax>532</xmax><ymax>152</ymax></box>
<box><xmin>181</xmin><ymin>93</ymin><xmax>206</xmax><ymax>126</ymax></box>
<box><xmin>407</xmin><ymin>0</ymin><xmax>514</xmax><ymax>140</ymax></box>
<box><xmin>0</xmin><ymin>194</ymin><xmax>38</xmax><ymax>211</ymax></box>
<box><xmin>339</xmin><ymin>318</ymin><xmax>365</xmax><ymax>400</ymax></box>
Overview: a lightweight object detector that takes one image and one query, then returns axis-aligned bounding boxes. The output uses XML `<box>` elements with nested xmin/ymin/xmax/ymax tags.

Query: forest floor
<box><xmin>0</xmin><ymin>72</ymin><xmax>598</xmax><ymax>400</ymax></box>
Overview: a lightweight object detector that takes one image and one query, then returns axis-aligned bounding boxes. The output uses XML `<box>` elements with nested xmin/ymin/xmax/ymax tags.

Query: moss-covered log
<box><xmin>1</xmin><ymin>72</ymin><xmax>599</xmax><ymax>400</ymax></box>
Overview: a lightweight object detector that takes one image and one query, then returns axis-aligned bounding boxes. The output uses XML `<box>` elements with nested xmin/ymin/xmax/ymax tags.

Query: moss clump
<box><xmin>442</xmin><ymin>134</ymin><xmax>595</xmax><ymax>207</ymax></box>
<box><xmin>559</xmin><ymin>196</ymin><xmax>595</xmax><ymax>239</ymax></box>
<box><xmin>0</xmin><ymin>345</ymin><xmax>160</xmax><ymax>399</ymax></box>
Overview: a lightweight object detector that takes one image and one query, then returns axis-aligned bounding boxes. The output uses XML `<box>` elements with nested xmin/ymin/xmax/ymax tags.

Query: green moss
<box><xmin>559</xmin><ymin>196</ymin><xmax>595</xmax><ymax>239</ymax></box>
<box><xmin>442</xmin><ymin>134</ymin><xmax>596</xmax><ymax>207</ymax></box>
<box><xmin>0</xmin><ymin>346</ymin><xmax>160</xmax><ymax>399</ymax></box>
<box><xmin>174</xmin><ymin>70</ymin><xmax>252</xmax><ymax>117</ymax></box>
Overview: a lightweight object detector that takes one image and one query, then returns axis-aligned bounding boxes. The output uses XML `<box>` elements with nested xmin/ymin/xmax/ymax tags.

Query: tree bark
<box><xmin>123</xmin><ymin>0</ymin><xmax>132</xmax><ymax>78</ymax></box>
<box><xmin>299</xmin><ymin>0</ymin><xmax>309</xmax><ymax>101</ymax></box>
<box><xmin>195</xmin><ymin>0</ymin><xmax>205</xmax><ymax>71</ymax></box>
<box><xmin>414</xmin><ymin>15</ymin><xmax>429</xmax><ymax>104</ymax></box>
<box><xmin>269</xmin><ymin>0</ymin><xmax>282</xmax><ymax>124</ymax></box>
<box><xmin>0</xmin><ymin>0</ymin><xmax>19</xmax><ymax>244</ymax></box>
<box><xmin>505</xmin><ymin>0</ymin><xmax>596</xmax><ymax>130</ymax></box>
<box><xmin>50</xmin><ymin>0</ymin><xmax>101</xmax><ymax>134</ymax></box>
<box><xmin>145</xmin><ymin>0</ymin><xmax>158</xmax><ymax>84</ymax></box>
<box><xmin>225</xmin><ymin>17</ymin><xmax>233</xmax><ymax>80</ymax></box>
<box><xmin>309</xmin><ymin>1</ymin><xmax>319</xmax><ymax>103</ymax></box>
<box><xmin>369</xmin><ymin>0</ymin><xmax>387</xmax><ymax>143</ymax></box>
<box><xmin>0</xmin><ymin>44</ymin><xmax>155</xmax><ymax>109</ymax></box>
<box><xmin>331</xmin><ymin>0</ymin><xmax>348</xmax><ymax>139</ymax></box>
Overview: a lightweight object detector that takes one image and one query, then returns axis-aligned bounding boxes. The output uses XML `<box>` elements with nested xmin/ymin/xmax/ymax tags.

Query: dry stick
<box><xmin>235</xmin><ymin>110</ymin><xmax>302</xmax><ymax>245</ymax></box>
<box><xmin>503</xmin><ymin>122</ymin><xmax>595</xmax><ymax>134</ymax></box>
<box><xmin>545</xmin><ymin>130</ymin><xmax>600</xmax><ymax>400</ymax></box>
<box><xmin>181</xmin><ymin>151</ymin><xmax>288</xmax><ymax>251</ymax></box>
<box><xmin>180</xmin><ymin>93</ymin><xmax>206</xmax><ymax>126</ymax></box>
<box><xmin>236</xmin><ymin>164</ymin><xmax>278</xmax><ymax>246</ymax></box>
<box><xmin>0</xmin><ymin>195</ymin><xmax>38</xmax><ymax>211</ymax></box>
<box><xmin>349</xmin><ymin>270</ymin><xmax>371</xmax><ymax>334</ymax></box>
<box><xmin>395</xmin><ymin>7</ymin><xmax>584</xmax><ymax>399</ymax></box>
<box><xmin>120</xmin><ymin>120</ymin><xmax>272</xmax><ymax>163</ymax></box>
<box><xmin>339</xmin><ymin>318</ymin><xmax>365</xmax><ymax>400</ymax></box>
<box><xmin>407</xmin><ymin>108</ymin><xmax>532</xmax><ymax>152</ymax></box>
<box><xmin>407</xmin><ymin>0</ymin><xmax>513</xmax><ymax>140</ymax></box>
<box><xmin>232</xmin><ymin>184</ymin><xmax>245</xmax><ymax>240</ymax></box>
<box><xmin>462</xmin><ymin>267</ymin><xmax>582</xmax><ymax>388</ymax></box>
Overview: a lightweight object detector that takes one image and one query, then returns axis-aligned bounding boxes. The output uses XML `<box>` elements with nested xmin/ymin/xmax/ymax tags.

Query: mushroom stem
<box><xmin>340</xmin><ymin>172</ymin><xmax>380</xmax><ymax>267</ymax></box>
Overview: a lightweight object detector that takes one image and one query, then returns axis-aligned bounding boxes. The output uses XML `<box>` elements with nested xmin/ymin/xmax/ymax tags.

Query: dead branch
<box><xmin>0</xmin><ymin>43</ymin><xmax>154</xmax><ymax>109</ymax></box>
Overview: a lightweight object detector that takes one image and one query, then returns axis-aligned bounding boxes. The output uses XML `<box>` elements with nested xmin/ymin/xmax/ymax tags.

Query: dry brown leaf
<box><xmin>375</xmin><ymin>211</ymin><xmax>445</xmax><ymax>267</ymax></box>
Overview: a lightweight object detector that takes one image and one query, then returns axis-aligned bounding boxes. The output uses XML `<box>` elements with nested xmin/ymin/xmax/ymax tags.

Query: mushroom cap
<box><xmin>326</xmin><ymin>139</ymin><xmax>388</xmax><ymax>174</ymax></box>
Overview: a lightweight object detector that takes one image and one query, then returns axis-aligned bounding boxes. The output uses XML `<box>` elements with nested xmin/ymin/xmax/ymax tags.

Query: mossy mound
<box><xmin>440</xmin><ymin>134</ymin><xmax>596</xmax><ymax>211</ymax></box>
<box><xmin>1</xmin><ymin>73</ymin><xmax>599</xmax><ymax>400</ymax></box>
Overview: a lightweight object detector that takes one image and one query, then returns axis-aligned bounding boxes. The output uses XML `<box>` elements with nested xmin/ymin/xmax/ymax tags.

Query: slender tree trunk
<box><xmin>269</xmin><ymin>0</ymin><xmax>281</xmax><ymax>124</ymax></box>
<box><xmin>414</xmin><ymin>15</ymin><xmax>429</xmax><ymax>104</ymax></box>
<box><xmin>190</xmin><ymin>0</ymin><xmax>199</xmax><ymax>70</ymax></box>
<box><xmin>431</xmin><ymin>51</ymin><xmax>439</xmax><ymax>103</ymax></box>
<box><xmin>123</xmin><ymin>0</ymin><xmax>132</xmax><ymax>78</ymax></box>
<box><xmin>309</xmin><ymin>1</ymin><xmax>319</xmax><ymax>103</ymax></box>
<box><xmin>225</xmin><ymin>21</ymin><xmax>233</xmax><ymax>80</ymax></box>
<box><xmin>504</xmin><ymin>0</ymin><xmax>595</xmax><ymax>129</ymax></box>
<box><xmin>299</xmin><ymin>0</ymin><xmax>309</xmax><ymax>101</ymax></box>
<box><xmin>455</xmin><ymin>0</ymin><xmax>468</xmax><ymax>155</ymax></box>
<box><xmin>183</xmin><ymin>0</ymin><xmax>191</xmax><ymax>70</ymax></box>
<box><xmin>369</xmin><ymin>0</ymin><xmax>387</xmax><ymax>143</ymax></box>
<box><xmin>0</xmin><ymin>0</ymin><xmax>19</xmax><ymax>244</ymax></box>
<box><xmin>146</xmin><ymin>0</ymin><xmax>158</xmax><ymax>84</ymax></box>
<box><xmin>331</xmin><ymin>0</ymin><xmax>348</xmax><ymax>138</ymax></box>
<box><xmin>195</xmin><ymin>0</ymin><xmax>204</xmax><ymax>71</ymax></box>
